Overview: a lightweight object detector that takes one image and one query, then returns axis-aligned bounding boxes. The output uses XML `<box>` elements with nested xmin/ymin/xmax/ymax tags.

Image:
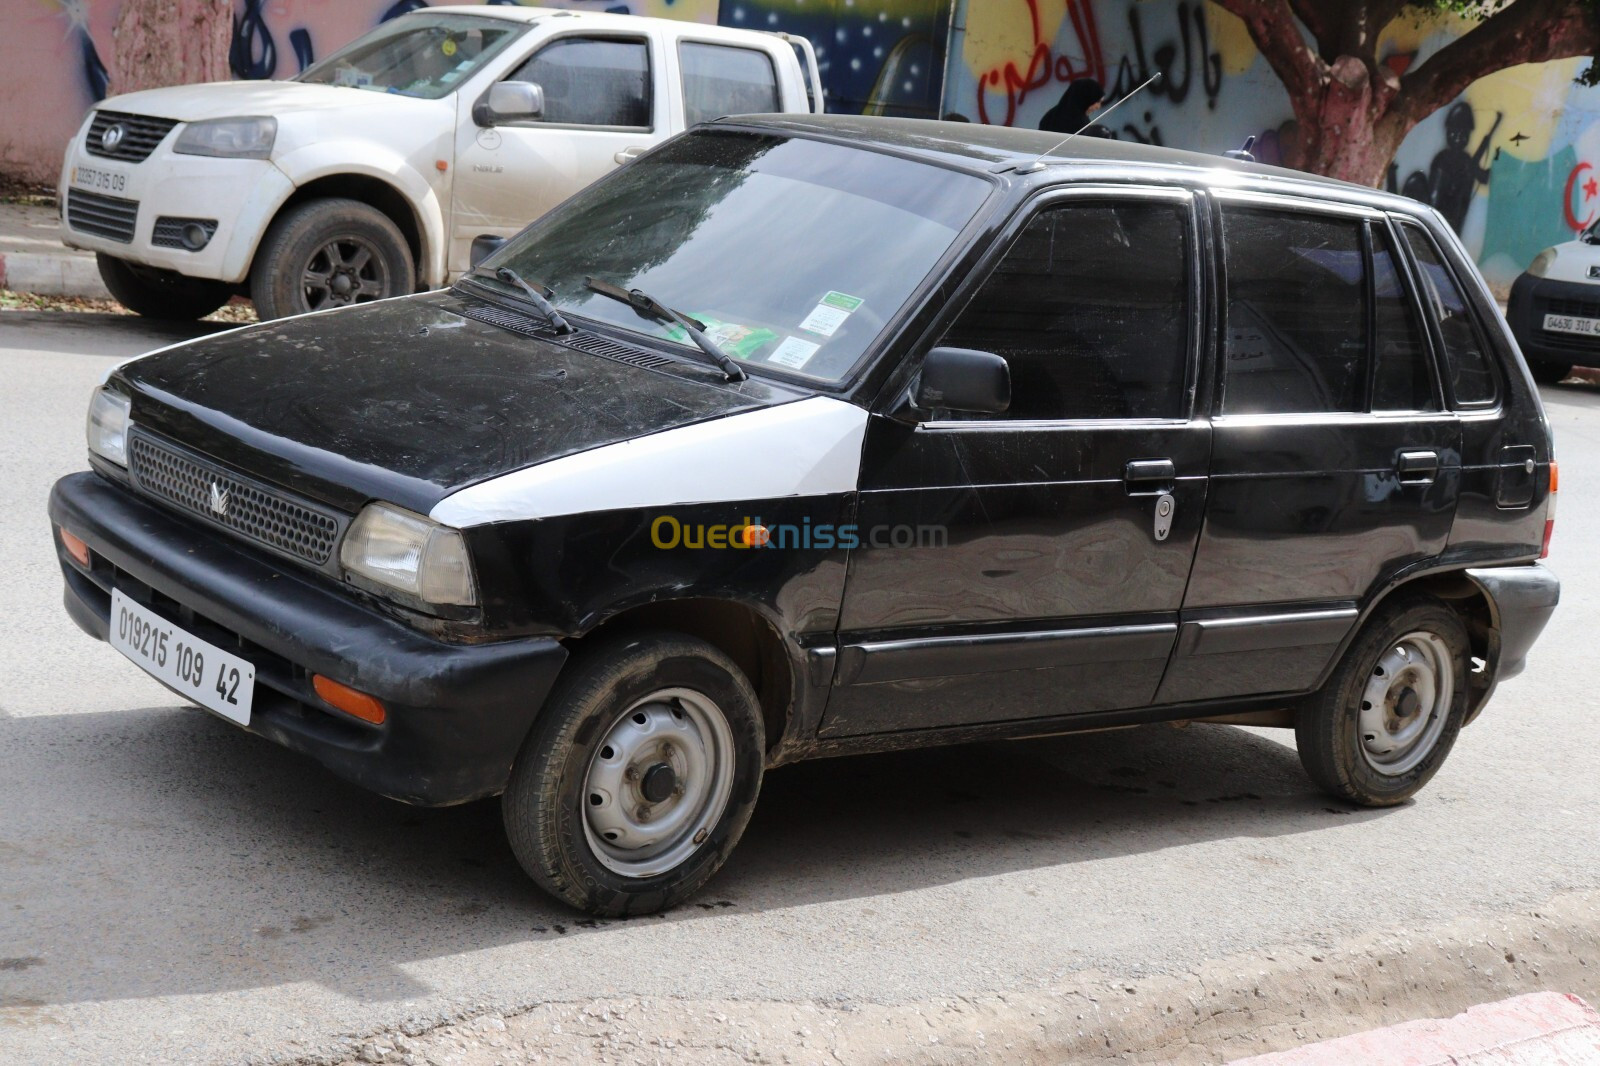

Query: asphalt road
<box><xmin>1</xmin><ymin>310</ymin><xmax>1597</xmax><ymax>1065</ymax></box>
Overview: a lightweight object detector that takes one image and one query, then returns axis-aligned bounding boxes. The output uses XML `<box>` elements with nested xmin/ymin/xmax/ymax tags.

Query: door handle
<box><xmin>1125</xmin><ymin>458</ymin><xmax>1176</xmax><ymax>494</ymax></box>
<box><xmin>614</xmin><ymin>146</ymin><xmax>647</xmax><ymax>165</ymax></box>
<box><xmin>1397</xmin><ymin>450</ymin><xmax>1439</xmax><ymax>483</ymax></box>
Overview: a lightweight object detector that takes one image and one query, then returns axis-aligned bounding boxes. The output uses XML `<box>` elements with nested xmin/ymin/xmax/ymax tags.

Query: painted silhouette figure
<box><xmin>1428</xmin><ymin>103</ymin><xmax>1501</xmax><ymax>232</ymax></box>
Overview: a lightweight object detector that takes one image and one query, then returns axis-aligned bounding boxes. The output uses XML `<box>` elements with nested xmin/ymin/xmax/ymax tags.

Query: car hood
<box><xmin>1529</xmin><ymin>239</ymin><xmax>1600</xmax><ymax>285</ymax></box>
<box><xmin>110</xmin><ymin>292</ymin><xmax>804</xmax><ymax>517</ymax></box>
<box><xmin>95</xmin><ymin>80</ymin><xmax>439</xmax><ymax>123</ymax></box>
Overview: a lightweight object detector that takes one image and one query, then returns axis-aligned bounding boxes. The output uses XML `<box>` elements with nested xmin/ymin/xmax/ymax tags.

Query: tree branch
<box><xmin>1393</xmin><ymin>0</ymin><xmax>1600</xmax><ymax>127</ymax></box>
<box><xmin>1208</xmin><ymin>0</ymin><xmax>1326</xmax><ymax>114</ymax></box>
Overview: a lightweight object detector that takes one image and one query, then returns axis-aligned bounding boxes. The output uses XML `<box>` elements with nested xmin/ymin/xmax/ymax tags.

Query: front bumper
<box><xmin>1506</xmin><ymin>273</ymin><xmax>1600</xmax><ymax>370</ymax></box>
<box><xmin>49</xmin><ymin>471</ymin><xmax>568</xmax><ymax>806</ymax></box>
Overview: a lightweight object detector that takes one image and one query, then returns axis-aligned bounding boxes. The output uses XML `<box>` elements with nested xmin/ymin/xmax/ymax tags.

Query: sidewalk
<box><xmin>0</xmin><ymin>201</ymin><xmax>111</xmax><ymax>299</ymax></box>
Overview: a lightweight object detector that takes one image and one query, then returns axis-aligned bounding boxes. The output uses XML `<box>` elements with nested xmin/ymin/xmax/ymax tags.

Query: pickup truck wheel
<box><xmin>250</xmin><ymin>198</ymin><xmax>415</xmax><ymax>320</ymax></box>
<box><xmin>1296</xmin><ymin>599</ymin><xmax>1469</xmax><ymax>807</ymax></box>
<box><xmin>1529</xmin><ymin>361</ymin><xmax>1572</xmax><ymax>385</ymax></box>
<box><xmin>502</xmin><ymin>631</ymin><xmax>765</xmax><ymax>916</ymax></box>
<box><xmin>96</xmin><ymin>254</ymin><xmax>232</xmax><ymax>320</ymax></box>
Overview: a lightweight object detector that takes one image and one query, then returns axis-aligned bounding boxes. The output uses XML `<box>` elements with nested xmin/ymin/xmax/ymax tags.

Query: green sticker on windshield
<box><xmin>665</xmin><ymin>316</ymin><xmax>778</xmax><ymax>360</ymax></box>
<box><xmin>822</xmin><ymin>291</ymin><xmax>864</xmax><ymax>312</ymax></box>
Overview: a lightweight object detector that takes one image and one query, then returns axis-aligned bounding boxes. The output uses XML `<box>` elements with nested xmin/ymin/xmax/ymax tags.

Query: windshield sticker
<box><xmin>800</xmin><ymin>291</ymin><xmax>864</xmax><ymax>337</ymax></box>
<box><xmin>333</xmin><ymin>68</ymin><xmax>374</xmax><ymax>88</ymax></box>
<box><xmin>665</xmin><ymin>316</ymin><xmax>778</xmax><ymax>360</ymax></box>
<box><xmin>442</xmin><ymin>38</ymin><xmax>458</xmax><ymax>57</ymax></box>
<box><xmin>768</xmin><ymin>336</ymin><xmax>821</xmax><ymax>369</ymax></box>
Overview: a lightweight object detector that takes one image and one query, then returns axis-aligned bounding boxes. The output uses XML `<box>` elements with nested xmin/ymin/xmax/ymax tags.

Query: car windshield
<box><xmin>471</xmin><ymin>130</ymin><xmax>994</xmax><ymax>384</ymax></box>
<box><xmin>296</xmin><ymin>14</ymin><xmax>526</xmax><ymax>99</ymax></box>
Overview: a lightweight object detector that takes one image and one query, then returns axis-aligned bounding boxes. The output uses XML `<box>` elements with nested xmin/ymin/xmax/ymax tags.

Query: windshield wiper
<box><xmin>584</xmin><ymin>276</ymin><xmax>747</xmax><ymax>383</ymax></box>
<box><xmin>475</xmin><ymin>266</ymin><xmax>573</xmax><ymax>335</ymax></box>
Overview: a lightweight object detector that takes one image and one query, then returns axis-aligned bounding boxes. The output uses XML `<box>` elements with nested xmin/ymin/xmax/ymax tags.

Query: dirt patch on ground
<box><xmin>0</xmin><ymin>289</ymin><xmax>256</xmax><ymax>324</ymax></box>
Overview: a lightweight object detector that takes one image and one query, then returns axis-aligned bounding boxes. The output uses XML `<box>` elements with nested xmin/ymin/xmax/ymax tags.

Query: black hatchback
<box><xmin>50</xmin><ymin>116</ymin><xmax>1559</xmax><ymax>915</ymax></box>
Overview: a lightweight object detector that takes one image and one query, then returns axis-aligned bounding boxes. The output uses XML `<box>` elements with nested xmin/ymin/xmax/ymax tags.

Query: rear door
<box><xmin>1158</xmin><ymin>192</ymin><xmax>1461</xmax><ymax>703</ymax></box>
<box><xmin>821</xmin><ymin>187</ymin><xmax>1211</xmax><ymax>738</ymax></box>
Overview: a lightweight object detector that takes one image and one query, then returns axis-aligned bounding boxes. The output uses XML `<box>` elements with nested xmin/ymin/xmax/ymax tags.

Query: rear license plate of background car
<box><xmin>1543</xmin><ymin>313</ymin><xmax>1600</xmax><ymax>336</ymax></box>
<box><xmin>109</xmin><ymin>589</ymin><xmax>254</xmax><ymax>726</ymax></box>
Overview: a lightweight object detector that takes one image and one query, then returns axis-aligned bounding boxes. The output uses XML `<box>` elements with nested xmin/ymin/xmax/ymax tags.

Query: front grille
<box><xmin>1542</xmin><ymin>297</ymin><xmax>1600</xmax><ymax>321</ymax></box>
<box><xmin>127</xmin><ymin>432</ymin><xmax>344</xmax><ymax>567</ymax></box>
<box><xmin>151</xmin><ymin>216</ymin><xmax>218</xmax><ymax>250</ymax></box>
<box><xmin>66</xmin><ymin>189</ymin><xmax>138</xmax><ymax>243</ymax></box>
<box><xmin>86</xmin><ymin>110</ymin><xmax>179</xmax><ymax>162</ymax></box>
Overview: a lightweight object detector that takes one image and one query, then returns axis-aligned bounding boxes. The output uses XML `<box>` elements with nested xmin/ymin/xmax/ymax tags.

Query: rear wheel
<box><xmin>1296</xmin><ymin>598</ymin><xmax>1469</xmax><ymax>806</ymax></box>
<box><xmin>502</xmin><ymin>631</ymin><xmax>765</xmax><ymax>916</ymax></box>
<box><xmin>96</xmin><ymin>254</ymin><xmax>232</xmax><ymax>320</ymax></box>
<box><xmin>249</xmin><ymin>197</ymin><xmax>414</xmax><ymax>320</ymax></box>
<box><xmin>1529</xmin><ymin>361</ymin><xmax>1572</xmax><ymax>385</ymax></box>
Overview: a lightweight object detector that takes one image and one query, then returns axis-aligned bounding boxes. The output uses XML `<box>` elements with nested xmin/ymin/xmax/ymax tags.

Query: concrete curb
<box><xmin>0</xmin><ymin>250</ymin><xmax>112</xmax><ymax>300</ymax></box>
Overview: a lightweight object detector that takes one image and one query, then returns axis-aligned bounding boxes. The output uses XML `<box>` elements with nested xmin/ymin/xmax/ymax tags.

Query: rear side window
<box><xmin>1371</xmin><ymin>225</ymin><xmax>1438</xmax><ymax>411</ymax></box>
<box><xmin>1221</xmin><ymin>209</ymin><xmax>1368</xmax><ymax>414</ymax></box>
<box><xmin>1400</xmin><ymin>223</ymin><xmax>1498</xmax><ymax>406</ymax></box>
<box><xmin>510</xmin><ymin>37</ymin><xmax>650</xmax><ymax>128</ymax></box>
<box><xmin>939</xmin><ymin>199</ymin><xmax>1192</xmax><ymax>420</ymax></box>
<box><xmin>680</xmin><ymin>42</ymin><xmax>779</xmax><ymax>126</ymax></box>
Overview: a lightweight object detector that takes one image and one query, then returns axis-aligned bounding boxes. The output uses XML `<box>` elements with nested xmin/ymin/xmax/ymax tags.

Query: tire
<box><xmin>249</xmin><ymin>197</ymin><xmax>415</xmax><ymax>320</ymax></box>
<box><xmin>96</xmin><ymin>254</ymin><xmax>232</xmax><ymax>320</ymax></box>
<box><xmin>1529</xmin><ymin>361</ymin><xmax>1572</xmax><ymax>386</ymax></box>
<box><xmin>1296</xmin><ymin>597</ymin><xmax>1470</xmax><ymax>807</ymax></box>
<box><xmin>502</xmin><ymin>630</ymin><xmax>765</xmax><ymax>916</ymax></box>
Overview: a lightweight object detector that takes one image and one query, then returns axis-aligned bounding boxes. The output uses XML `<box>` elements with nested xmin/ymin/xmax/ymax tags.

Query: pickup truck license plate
<box><xmin>1542</xmin><ymin>312</ymin><xmax>1600</xmax><ymax>337</ymax></box>
<box><xmin>71</xmin><ymin>164</ymin><xmax>127</xmax><ymax>194</ymax></box>
<box><xmin>110</xmin><ymin>589</ymin><xmax>255</xmax><ymax>725</ymax></box>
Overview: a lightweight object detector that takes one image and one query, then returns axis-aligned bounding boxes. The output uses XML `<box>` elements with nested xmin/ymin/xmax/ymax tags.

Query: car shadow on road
<box><xmin>0</xmin><ymin>311</ymin><xmax>237</xmax><ymax>357</ymax></box>
<box><xmin>0</xmin><ymin>704</ymin><xmax>1386</xmax><ymax>1010</ymax></box>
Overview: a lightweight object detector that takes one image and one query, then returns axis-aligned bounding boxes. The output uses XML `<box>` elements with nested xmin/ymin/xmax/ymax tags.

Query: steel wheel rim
<box><xmin>581</xmin><ymin>687</ymin><xmax>735</xmax><ymax>878</ymax></box>
<box><xmin>1358</xmin><ymin>630</ymin><xmax>1453</xmax><ymax>776</ymax></box>
<box><xmin>301</xmin><ymin>235</ymin><xmax>388</xmax><ymax>311</ymax></box>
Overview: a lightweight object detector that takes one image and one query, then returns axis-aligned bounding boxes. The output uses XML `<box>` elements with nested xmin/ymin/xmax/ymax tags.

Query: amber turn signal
<box><xmin>60</xmin><ymin>527</ymin><xmax>91</xmax><ymax>567</ymax></box>
<box><xmin>312</xmin><ymin>674</ymin><xmax>387</xmax><ymax>724</ymax></box>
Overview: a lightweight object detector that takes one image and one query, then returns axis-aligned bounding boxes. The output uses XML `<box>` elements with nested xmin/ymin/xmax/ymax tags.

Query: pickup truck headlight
<box><xmin>1527</xmin><ymin>249</ymin><xmax>1555</xmax><ymax>278</ymax></box>
<box><xmin>86</xmin><ymin>387</ymin><xmax>132</xmax><ymax>466</ymax></box>
<box><xmin>173</xmin><ymin>117</ymin><xmax>276</xmax><ymax>159</ymax></box>
<box><xmin>340</xmin><ymin>503</ymin><xmax>478</xmax><ymax>608</ymax></box>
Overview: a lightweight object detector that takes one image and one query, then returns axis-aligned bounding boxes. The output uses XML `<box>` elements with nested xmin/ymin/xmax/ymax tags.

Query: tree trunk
<box><xmin>110</xmin><ymin>0</ymin><xmax>231</xmax><ymax>96</ymax></box>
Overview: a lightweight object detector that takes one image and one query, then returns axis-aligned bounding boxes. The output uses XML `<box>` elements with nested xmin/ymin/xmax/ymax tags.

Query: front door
<box><xmin>451</xmin><ymin>33</ymin><xmax>665</xmax><ymax>276</ymax></box>
<box><xmin>1157</xmin><ymin>196</ymin><xmax>1462</xmax><ymax>703</ymax></box>
<box><xmin>821</xmin><ymin>189</ymin><xmax>1210</xmax><ymax>738</ymax></box>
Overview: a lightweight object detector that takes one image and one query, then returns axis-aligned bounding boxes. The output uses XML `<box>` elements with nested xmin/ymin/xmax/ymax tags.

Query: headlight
<box><xmin>340</xmin><ymin>503</ymin><xmax>477</xmax><ymax>609</ymax></box>
<box><xmin>1527</xmin><ymin>249</ymin><xmax>1555</xmax><ymax>278</ymax></box>
<box><xmin>86</xmin><ymin>387</ymin><xmax>132</xmax><ymax>466</ymax></box>
<box><xmin>173</xmin><ymin>117</ymin><xmax>276</xmax><ymax>159</ymax></box>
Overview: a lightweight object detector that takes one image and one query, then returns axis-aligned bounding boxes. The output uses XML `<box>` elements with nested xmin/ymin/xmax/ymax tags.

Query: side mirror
<box><xmin>469</xmin><ymin>234</ymin><xmax>507</xmax><ymax>270</ymax></box>
<box><xmin>913</xmin><ymin>347</ymin><xmax>1011</xmax><ymax>415</ymax></box>
<box><xmin>476</xmin><ymin>81</ymin><xmax>544</xmax><ymax>126</ymax></box>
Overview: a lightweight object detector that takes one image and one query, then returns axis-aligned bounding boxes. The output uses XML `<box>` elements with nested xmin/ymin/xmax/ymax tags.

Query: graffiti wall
<box><xmin>3</xmin><ymin>0</ymin><xmax>1599</xmax><ymax>285</ymax></box>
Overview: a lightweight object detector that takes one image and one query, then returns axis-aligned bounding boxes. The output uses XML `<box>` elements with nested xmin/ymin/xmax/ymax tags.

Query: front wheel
<box><xmin>249</xmin><ymin>197</ymin><xmax>415</xmax><ymax>320</ymax></box>
<box><xmin>1296</xmin><ymin>598</ymin><xmax>1470</xmax><ymax>806</ymax></box>
<box><xmin>502</xmin><ymin>631</ymin><xmax>765</xmax><ymax>916</ymax></box>
<box><xmin>96</xmin><ymin>254</ymin><xmax>232</xmax><ymax>320</ymax></box>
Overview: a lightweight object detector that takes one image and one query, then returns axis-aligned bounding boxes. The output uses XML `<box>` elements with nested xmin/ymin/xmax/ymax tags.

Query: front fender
<box><xmin>271</xmin><ymin>145</ymin><xmax>449</xmax><ymax>287</ymax></box>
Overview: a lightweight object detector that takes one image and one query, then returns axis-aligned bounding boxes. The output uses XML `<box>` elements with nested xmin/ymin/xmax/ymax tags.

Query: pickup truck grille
<box><xmin>86</xmin><ymin>110</ymin><xmax>179</xmax><ymax>162</ymax></box>
<box><xmin>128</xmin><ymin>432</ymin><xmax>344</xmax><ymax>567</ymax></box>
<box><xmin>66</xmin><ymin>189</ymin><xmax>138</xmax><ymax>243</ymax></box>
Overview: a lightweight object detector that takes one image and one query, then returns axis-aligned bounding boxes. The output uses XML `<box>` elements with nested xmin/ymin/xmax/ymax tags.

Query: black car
<box><xmin>50</xmin><ymin>116</ymin><xmax>1559</xmax><ymax>916</ymax></box>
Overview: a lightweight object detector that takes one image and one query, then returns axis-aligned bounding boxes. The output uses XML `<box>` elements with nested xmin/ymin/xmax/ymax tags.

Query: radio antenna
<box><xmin>1016</xmin><ymin>72</ymin><xmax>1164</xmax><ymax>174</ymax></box>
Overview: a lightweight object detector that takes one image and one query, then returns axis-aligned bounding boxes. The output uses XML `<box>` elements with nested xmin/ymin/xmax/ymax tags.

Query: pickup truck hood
<box><xmin>111</xmin><ymin>292</ymin><xmax>800</xmax><ymax>517</ymax></box>
<box><xmin>96</xmin><ymin>80</ymin><xmax>436</xmax><ymax>123</ymax></box>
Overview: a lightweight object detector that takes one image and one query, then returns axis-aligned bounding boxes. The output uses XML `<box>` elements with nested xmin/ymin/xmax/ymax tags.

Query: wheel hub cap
<box><xmin>301</xmin><ymin>236</ymin><xmax>386</xmax><ymax>311</ymax></box>
<box><xmin>1357</xmin><ymin>631</ymin><xmax>1453</xmax><ymax>776</ymax></box>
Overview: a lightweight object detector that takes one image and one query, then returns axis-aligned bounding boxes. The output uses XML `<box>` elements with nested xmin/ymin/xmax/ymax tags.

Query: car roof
<box><xmin>718</xmin><ymin>113</ymin><xmax>1423</xmax><ymax>213</ymax></box>
<box><xmin>423</xmin><ymin>4</ymin><xmax>791</xmax><ymax>43</ymax></box>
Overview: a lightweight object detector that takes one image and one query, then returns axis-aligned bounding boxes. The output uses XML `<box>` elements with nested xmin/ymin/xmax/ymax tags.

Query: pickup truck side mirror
<box><xmin>476</xmin><ymin>81</ymin><xmax>545</xmax><ymax>126</ymax></box>
<box><xmin>912</xmin><ymin>347</ymin><xmax>1011</xmax><ymax>416</ymax></box>
<box><xmin>469</xmin><ymin>235</ymin><xmax>507</xmax><ymax>270</ymax></box>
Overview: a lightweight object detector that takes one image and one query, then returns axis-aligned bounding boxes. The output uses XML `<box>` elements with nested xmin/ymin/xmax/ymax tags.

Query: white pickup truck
<box><xmin>58</xmin><ymin>6</ymin><xmax>821</xmax><ymax>320</ymax></box>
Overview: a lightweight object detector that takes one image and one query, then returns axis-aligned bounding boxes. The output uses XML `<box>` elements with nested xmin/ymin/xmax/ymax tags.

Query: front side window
<box><xmin>1221</xmin><ymin>209</ymin><xmax>1369</xmax><ymax>415</ymax></box>
<box><xmin>680</xmin><ymin>43</ymin><xmax>780</xmax><ymax>126</ymax></box>
<box><xmin>939</xmin><ymin>200</ymin><xmax>1193</xmax><ymax>420</ymax></box>
<box><xmin>297</xmin><ymin>14</ymin><xmax>527</xmax><ymax>99</ymax></box>
<box><xmin>509</xmin><ymin>37</ymin><xmax>651</xmax><ymax>127</ymax></box>
<box><xmin>473</xmin><ymin>131</ymin><xmax>992</xmax><ymax>383</ymax></box>
<box><xmin>1400</xmin><ymin>223</ymin><xmax>1498</xmax><ymax>406</ymax></box>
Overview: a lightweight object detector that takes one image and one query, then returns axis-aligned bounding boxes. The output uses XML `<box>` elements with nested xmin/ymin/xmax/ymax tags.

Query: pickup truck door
<box><xmin>450</xmin><ymin>31</ymin><xmax>673</xmax><ymax>278</ymax></box>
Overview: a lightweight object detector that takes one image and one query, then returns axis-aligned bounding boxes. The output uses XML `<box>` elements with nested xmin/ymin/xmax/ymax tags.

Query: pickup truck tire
<box><xmin>1528</xmin><ymin>360</ymin><xmax>1572</xmax><ymax>385</ymax></box>
<box><xmin>96</xmin><ymin>254</ymin><xmax>232</xmax><ymax>320</ymax></box>
<box><xmin>502</xmin><ymin>631</ymin><xmax>765</xmax><ymax>916</ymax></box>
<box><xmin>1296</xmin><ymin>598</ymin><xmax>1469</xmax><ymax>807</ymax></box>
<box><xmin>250</xmin><ymin>198</ymin><xmax>415</xmax><ymax>320</ymax></box>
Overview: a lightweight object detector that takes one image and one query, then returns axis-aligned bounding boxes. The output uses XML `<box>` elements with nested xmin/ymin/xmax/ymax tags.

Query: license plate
<box><xmin>110</xmin><ymin>590</ymin><xmax>255</xmax><ymax>725</ymax></box>
<box><xmin>71</xmin><ymin>164</ymin><xmax>127</xmax><ymax>194</ymax></box>
<box><xmin>1542</xmin><ymin>312</ymin><xmax>1600</xmax><ymax>337</ymax></box>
